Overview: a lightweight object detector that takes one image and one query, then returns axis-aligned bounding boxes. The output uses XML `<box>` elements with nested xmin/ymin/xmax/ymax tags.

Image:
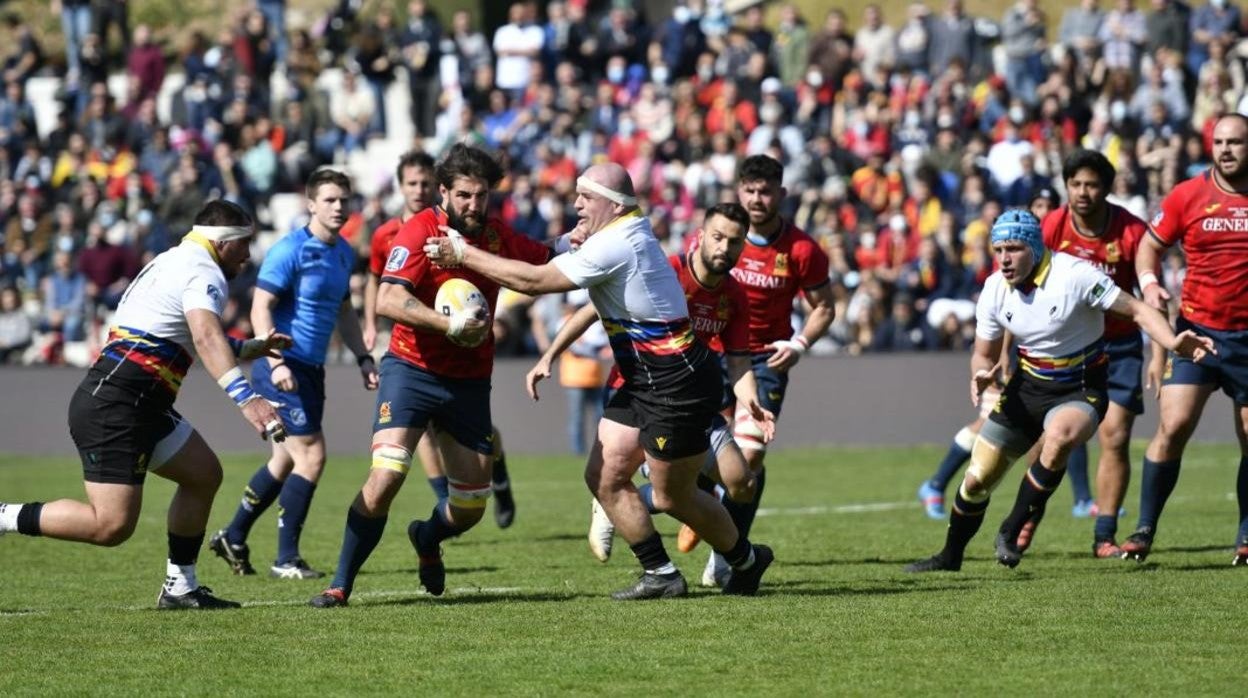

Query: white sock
<box><xmin>163</xmin><ymin>560</ymin><xmax>199</xmax><ymax>596</ymax></box>
<box><xmin>0</xmin><ymin>503</ymin><xmax>20</xmax><ymax>533</ymax></box>
<box><xmin>647</xmin><ymin>562</ymin><xmax>678</xmax><ymax>576</ymax></box>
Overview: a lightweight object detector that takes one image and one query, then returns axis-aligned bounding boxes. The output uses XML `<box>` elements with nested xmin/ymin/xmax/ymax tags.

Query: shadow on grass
<box><xmin>367</xmin><ymin>589</ymin><xmax>590</xmax><ymax>606</ymax></box>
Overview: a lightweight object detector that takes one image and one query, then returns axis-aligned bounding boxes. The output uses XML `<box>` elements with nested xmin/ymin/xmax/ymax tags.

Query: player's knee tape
<box><xmin>978</xmin><ymin>387</ymin><xmax>1002</xmax><ymax>420</ymax></box>
<box><xmin>964</xmin><ymin>436</ymin><xmax>1017</xmax><ymax>496</ymax></box>
<box><xmin>954</xmin><ymin>426</ymin><xmax>977</xmax><ymax>452</ymax></box>
<box><xmin>710</xmin><ymin>420</ymin><xmax>734</xmax><ymax>457</ymax></box>
<box><xmin>370</xmin><ymin>443</ymin><xmax>412</xmax><ymax>475</ymax></box>
<box><xmin>447</xmin><ymin>480</ymin><xmax>492</xmax><ymax>510</ymax></box>
<box><xmin>733</xmin><ymin>407</ymin><xmax>767</xmax><ymax>452</ymax></box>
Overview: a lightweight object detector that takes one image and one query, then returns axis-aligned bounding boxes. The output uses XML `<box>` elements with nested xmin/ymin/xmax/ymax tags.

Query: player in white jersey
<box><xmin>424</xmin><ymin>163</ymin><xmax>776</xmax><ymax>599</ymax></box>
<box><xmin>0</xmin><ymin>201</ymin><xmax>291</xmax><ymax>609</ymax></box>
<box><xmin>905</xmin><ymin>209</ymin><xmax>1213</xmax><ymax>573</ymax></box>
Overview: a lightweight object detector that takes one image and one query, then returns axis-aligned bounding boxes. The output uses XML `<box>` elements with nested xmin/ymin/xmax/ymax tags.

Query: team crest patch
<box><xmin>1106</xmin><ymin>242</ymin><xmax>1120</xmax><ymax>263</ymax></box>
<box><xmin>655</xmin><ymin>436</ymin><xmax>668</xmax><ymax>451</ymax></box>
<box><xmin>384</xmin><ymin>246</ymin><xmax>411</xmax><ymax>272</ymax></box>
<box><xmin>773</xmin><ymin>253</ymin><xmax>789</xmax><ymax>277</ymax></box>
<box><xmin>289</xmin><ymin>408</ymin><xmax>307</xmax><ymax>427</ymax></box>
<box><xmin>207</xmin><ymin>284</ymin><xmax>221</xmax><ymax>301</ymax></box>
<box><xmin>134</xmin><ymin>453</ymin><xmax>148</xmax><ymax>477</ymax></box>
<box><xmin>1151</xmin><ymin>210</ymin><xmax>1164</xmax><ymax>227</ymax></box>
<box><xmin>378</xmin><ymin>401</ymin><xmax>392</xmax><ymax>425</ymax></box>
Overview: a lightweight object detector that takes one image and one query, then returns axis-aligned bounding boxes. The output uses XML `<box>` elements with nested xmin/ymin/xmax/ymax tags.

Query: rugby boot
<box><xmin>208</xmin><ymin>529</ymin><xmax>256</xmax><ymax>576</ymax></box>
<box><xmin>1120</xmin><ymin>527</ymin><xmax>1154</xmax><ymax>562</ymax></box>
<box><xmin>722</xmin><ymin>545</ymin><xmax>775</xmax><ymax>596</ymax></box>
<box><xmin>611</xmin><ymin>572</ymin><xmax>687</xmax><ymax>600</ymax></box>
<box><xmin>700</xmin><ymin>551</ymin><xmax>730</xmax><ymax>588</ymax></box>
<box><xmin>995</xmin><ymin>530</ymin><xmax>1023</xmax><ymax>568</ymax></box>
<box><xmin>1233</xmin><ymin>545</ymin><xmax>1248</xmax><ymax>567</ymax></box>
<box><xmin>309</xmin><ymin>588</ymin><xmax>349</xmax><ymax>608</ymax></box>
<box><xmin>493</xmin><ymin>485</ymin><xmax>516</xmax><ymax>529</ymax></box>
<box><xmin>903</xmin><ymin>552</ymin><xmax>961</xmax><ymax>573</ymax></box>
<box><xmin>676</xmin><ymin>524</ymin><xmax>701</xmax><ymax>553</ymax></box>
<box><xmin>408</xmin><ymin>520</ymin><xmax>446</xmax><ymax>596</ymax></box>
<box><xmin>917</xmin><ymin>481</ymin><xmax>946</xmax><ymax>520</ymax></box>
<box><xmin>269</xmin><ymin>558</ymin><xmax>325</xmax><ymax>579</ymax></box>
<box><xmin>157</xmin><ymin>586</ymin><xmax>241</xmax><ymax>610</ymax></box>
<box><xmin>587</xmin><ymin>498</ymin><xmax>615</xmax><ymax>562</ymax></box>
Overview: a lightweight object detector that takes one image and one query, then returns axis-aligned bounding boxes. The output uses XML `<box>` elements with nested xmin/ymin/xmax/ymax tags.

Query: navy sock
<box><xmin>1237</xmin><ymin>457</ymin><xmax>1248</xmax><ymax>544</ymax></box>
<box><xmin>415</xmin><ymin>503</ymin><xmax>461</xmax><ymax>554</ymax></box>
<box><xmin>629</xmin><ymin>532</ymin><xmax>674</xmax><ymax>573</ymax></box>
<box><xmin>638</xmin><ymin>483</ymin><xmax>658</xmax><ymax>514</ymax></box>
<box><xmin>942</xmin><ymin>492</ymin><xmax>989</xmax><ymax>564</ymax></box>
<box><xmin>491</xmin><ymin>452</ymin><xmax>511</xmax><ymax>488</ymax></box>
<box><xmin>328</xmin><ymin>506</ymin><xmax>387</xmax><ymax>597</ymax></box>
<box><xmin>225</xmin><ymin>465</ymin><xmax>283</xmax><ymax>545</ymax></box>
<box><xmin>275</xmin><ymin>474</ymin><xmax>316</xmax><ymax>565</ymax></box>
<box><xmin>1137</xmin><ymin>457</ymin><xmax>1181</xmax><ymax>531</ymax></box>
<box><xmin>167</xmin><ymin>531</ymin><xmax>204</xmax><ymax>566</ymax></box>
<box><xmin>427</xmin><ymin>476</ymin><xmax>449</xmax><ymax>503</ymax></box>
<box><xmin>1067</xmin><ymin>443</ymin><xmax>1091</xmax><ymax>503</ymax></box>
<box><xmin>930</xmin><ymin>442</ymin><xmax>972</xmax><ymax>491</ymax></box>
<box><xmin>722</xmin><ymin>467</ymin><xmax>766</xmax><ymax>539</ymax></box>
<box><xmin>719</xmin><ymin>533</ymin><xmax>754</xmax><ymax>570</ymax></box>
<box><xmin>1094</xmin><ymin>514</ymin><xmax>1118</xmax><ymax>542</ymax></box>
<box><xmin>1001</xmin><ymin>461</ymin><xmax>1066</xmax><ymax>536</ymax></box>
<box><xmin>16</xmin><ymin>502</ymin><xmax>43</xmax><ymax>536</ymax></box>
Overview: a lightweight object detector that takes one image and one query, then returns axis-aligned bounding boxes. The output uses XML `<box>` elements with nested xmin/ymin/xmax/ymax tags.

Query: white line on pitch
<box><xmin>757</xmin><ymin>501</ymin><xmax>918</xmax><ymax>517</ymax></box>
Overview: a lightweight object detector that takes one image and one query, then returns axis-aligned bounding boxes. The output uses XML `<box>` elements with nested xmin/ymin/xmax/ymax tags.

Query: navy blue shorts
<box><xmin>1106</xmin><ymin>334</ymin><xmax>1144</xmax><ymax>415</ymax></box>
<box><xmin>252</xmin><ymin>357</ymin><xmax>326</xmax><ymax>436</ymax></box>
<box><xmin>373</xmin><ymin>354</ymin><xmax>493</xmax><ymax>454</ymax></box>
<box><xmin>751</xmin><ymin>351</ymin><xmax>790</xmax><ymax>417</ymax></box>
<box><xmin>1164</xmin><ymin>316</ymin><xmax>1248</xmax><ymax>405</ymax></box>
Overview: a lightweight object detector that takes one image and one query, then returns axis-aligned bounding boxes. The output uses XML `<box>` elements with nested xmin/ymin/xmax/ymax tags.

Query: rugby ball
<box><xmin>435</xmin><ymin>278</ymin><xmax>489</xmax><ymax>346</ymax></box>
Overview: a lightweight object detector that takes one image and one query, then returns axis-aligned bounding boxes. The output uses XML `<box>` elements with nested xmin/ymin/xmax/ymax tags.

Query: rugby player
<box><xmin>0</xmin><ymin>201</ymin><xmax>290</xmax><ymax>609</ymax></box>
<box><xmin>309</xmin><ymin>145</ymin><xmax>555</xmax><ymax>607</ymax></box>
<box><xmin>1123</xmin><ymin>114</ymin><xmax>1248</xmax><ymax>566</ymax></box>
<box><xmin>905</xmin><ymin>210</ymin><xmax>1212</xmax><ymax>573</ymax></box>
<box><xmin>527</xmin><ymin>203</ymin><xmax>773</xmax><ymax>562</ymax></box>
<box><xmin>425</xmin><ymin>164</ymin><xmax>775</xmax><ymax>599</ymax></box>
<box><xmin>363</xmin><ymin>150</ymin><xmax>518</xmax><ymax>528</ymax></box>
<box><xmin>209</xmin><ymin>169</ymin><xmax>378</xmax><ymax>579</ymax></box>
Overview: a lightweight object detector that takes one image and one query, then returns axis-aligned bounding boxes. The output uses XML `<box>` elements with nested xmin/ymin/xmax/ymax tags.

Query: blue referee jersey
<box><xmin>256</xmin><ymin>227</ymin><xmax>355</xmax><ymax>366</ymax></box>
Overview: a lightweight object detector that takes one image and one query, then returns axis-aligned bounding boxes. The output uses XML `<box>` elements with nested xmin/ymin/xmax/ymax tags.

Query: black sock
<box><xmin>167</xmin><ymin>531</ymin><xmax>205</xmax><ymax>566</ymax></box>
<box><xmin>16</xmin><ymin>502</ymin><xmax>43</xmax><ymax>536</ymax></box>
<box><xmin>719</xmin><ymin>533</ymin><xmax>754</xmax><ymax>570</ymax></box>
<box><xmin>415</xmin><ymin>503</ymin><xmax>461</xmax><ymax>554</ymax></box>
<box><xmin>942</xmin><ymin>492</ymin><xmax>989</xmax><ymax>564</ymax></box>
<box><xmin>225</xmin><ymin>464</ymin><xmax>283</xmax><ymax>546</ymax></box>
<box><xmin>491</xmin><ymin>452</ymin><xmax>510</xmax><ymax>489</ymax></box>
<box><xmin>629</xmin><ymin>532</ymin><xmax>674</xmax><ymax>574</ymax></box>
<box><xmin>1237</xmin><ymin>457</ymin><xmax>1248</xmax><ymax>545</ymax></box>
<box><xmin>1137</xmin><ymin>457</ymin><xmax>1181</xmax><ymax>532</ymax></box>
<box><xmin>1000</xmin><ymin>461</ymin><xmax>1066</xmax><ymax>538</ymax></box>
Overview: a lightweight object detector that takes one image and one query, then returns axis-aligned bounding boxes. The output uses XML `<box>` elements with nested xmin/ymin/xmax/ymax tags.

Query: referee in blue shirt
<box><xmin>210</xmin><ymin>169</ymin><xmax>379</xmax><ymax>578</ymax></box>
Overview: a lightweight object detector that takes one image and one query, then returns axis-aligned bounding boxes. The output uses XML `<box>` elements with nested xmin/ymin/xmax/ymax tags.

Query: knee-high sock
<box><xmin>328</xmin><ymin>507</ymin><xmax>387</xmax><ymax>597</ymax></box>
<box><xmin>942</xmin><ymin>492</ymin><xmax>989</xmax><ymax>564</ymax></box>
<box><xmin>638</xmin><ymin>483</ymin><xmax>658</xmax><ymax>514</ymax></box>
<box><xmin>276</xmin><ymin>474</ymin><xmax>316</xmax><ymax>565</ymax></box>
<box><xmin>415</xmin><ymin>503</ymin><xmax>463</xmax><ymax>554</ymax></box>
<box><xmin>1136</xmin><ymin>457</ymin><xmax>1181</xmax><ymax>532</ymax></box>
<box><xmin>1000</xmin><ymin>461</ymin><xmax>1066</xmax><ymax>537</ymax></box>
<box><xmin>722</xmin><ymin>466</ymin><xmax>766</xmax><ymax>539</ymax></box>
<box><xmin>1237</xmin><ymin>457</ymin><xmax>1248</xmax><ymax>545</ymax></box>
<box><xmin>491</xmin><ymin>451</ymin><xmax>511</xmax><ymax>490</ymax></box>
<box><xmin>1066</xmin><ymin>443</ymin><xmax>1091</xmax><ymax>504</ymax></box>
<box><xmin>225</xmin><ymin>464</ymin><xmax>283</xmax><ymax>545</ymax></box>
<box><xmin>930</xmin><ymin>428</ymin><xmax>975</xmax><ymax>491</ymax></box>
<box><xmin>427</xmin><ymin>476</ymin><xmax>449</xmax><ymax>503</ymax></box>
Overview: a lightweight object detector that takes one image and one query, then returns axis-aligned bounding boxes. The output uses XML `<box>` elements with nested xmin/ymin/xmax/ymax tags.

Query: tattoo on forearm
<box><xmin>403</xmin><ymin>298</ymin><xmax>420</xmax><ymax>314</ymax></box>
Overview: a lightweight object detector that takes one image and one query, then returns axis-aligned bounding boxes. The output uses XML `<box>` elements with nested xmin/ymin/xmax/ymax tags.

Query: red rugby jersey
<box><xmin>1042</xmin><ymin>203</ymin><xmax>1147</xmax><ymax>340</ymax></box>
<box><xmin>368</xmin><ymin>217</ymin><xmax>404</xmax><ymax>276</ymax></box>
<box><xmin>380</xmin><ymin>207</ymin><xmax>551</xmax><ymax>379</ymax></box>
<box><xmin>1150</xmin><ymin>170</ymin><xmax>1248</xmax><ymax>330</ymax></box>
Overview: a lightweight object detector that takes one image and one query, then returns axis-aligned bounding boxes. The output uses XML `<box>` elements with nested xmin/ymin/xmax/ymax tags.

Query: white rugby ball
<box><xmin>435</xmin><ymin>278</ymin><xmax>489</xmax><ymax>346</ymax></box>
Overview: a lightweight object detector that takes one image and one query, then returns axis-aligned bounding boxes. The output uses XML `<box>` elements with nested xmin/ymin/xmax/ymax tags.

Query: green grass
<box><xmin>1</xmin><ymin>442</ymin><xmax>1244</xmax><ymax>695</ymax></box>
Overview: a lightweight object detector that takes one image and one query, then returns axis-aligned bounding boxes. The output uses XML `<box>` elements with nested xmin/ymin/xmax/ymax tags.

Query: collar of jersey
<box><xmin>1015</xmin><ymin>250</ymin><xmax>1053</xmax><ymax>293</ymax></box>
<box><xmin>182</xmin><ymin>231</ymin><xmax>222</xmax><ymax>264</ymax></box>
<box><xmin>598</xmin><ymin>209</ymin><xmax>643</xmax><ymax>234</ymax></box>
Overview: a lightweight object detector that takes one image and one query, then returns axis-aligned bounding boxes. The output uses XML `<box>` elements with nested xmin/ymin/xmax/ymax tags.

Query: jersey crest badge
<box><xmin>207</xmin><ymin>284</ymin><xmax>221</xmax><ymax>302</ymax></box>
<box><xmin>289</xmin><ymin>408</ymin><xmax>307</xmax><ymax>427</ymax></box>
<box><xmin>385</xmin><ymin>246</ymin><xmax>410</xmax><ymax>272</ymax></box>
<box><xmin>773</xmin><ymin>253</ymin><xmax>789</xmax><ymax>277</ymax></box>
<box><xmin>378</xmin><ymin>401</ymin><xmax>392</xmax><ymax>425</ymax></box>
<box><xmin>717</xmin><ymin>295</ymin><xmax>731</xmax><ymax>320</ymax></box>
<box><xmin>1106</xmin><ymin>242</ymin><xmax>1120</xmax><ymax>264</ymax></box>
<box><xmin>655</xmin><ymin>436</ymin><xmax>668</xmax><ymax>451</ymax></box>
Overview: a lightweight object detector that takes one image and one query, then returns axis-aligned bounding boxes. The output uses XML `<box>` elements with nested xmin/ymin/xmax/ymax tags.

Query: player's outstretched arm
<box><xmin>336</xmin><ymin>299</ymin><xmax>378</xmax><ymax>390</ymax></box>
<box><xmin>526</xmin><ymin>303</ymin><xmax>599</xmax><ymax>401</ymax></box>
<box><xmin>727</xmin><ymin>354</ymin><xmax>776</xmax><ymax>443</ymax></box>
<box><xmin>187</xmin><ymin>308</ymin><xmax>288</xmax><ymax>442</ymax></box>
<box><xmin>969</xmin><ymin>335</ymin><xmax>1005</xmax><ymax>407</ymax></box>
<box><xmin>1110</xmin><ymin>292</ymin><xmax>1215</xmax><ymax>363</ymax></box>
<box><xmin>424</xmin><ymin>227</ymin><xmax>580</xmax><ymax>295</ymax></box>
<box><xmin>767</xmin><ymin>283</ymin><xmax>835</xmax><ymax>371</ymax></box>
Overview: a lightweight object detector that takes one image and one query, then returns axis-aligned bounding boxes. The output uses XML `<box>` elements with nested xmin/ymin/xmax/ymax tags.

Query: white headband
<box><xmin>192</xmin><ymin>225</ymin><xmax>253</xmax><ymax>241</ymax></box>
<box><xmin>577</xmin><ymin>177</ymin><xmax>638</xmax><ymax>206</ymax></box>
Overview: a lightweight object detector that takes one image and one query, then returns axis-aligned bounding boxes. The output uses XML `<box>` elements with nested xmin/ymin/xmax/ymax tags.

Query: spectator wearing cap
<box><xmin>1029</xmin><ymin>186</ymin><xmax>1061</xmax><ymax>221</ymax></box>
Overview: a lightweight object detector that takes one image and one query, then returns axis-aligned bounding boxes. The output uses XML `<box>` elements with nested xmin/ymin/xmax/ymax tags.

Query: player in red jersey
<box><xmin>1032</xmin><ymin>149</ymin><xmax>1165</xmax><ymax>557</ymax></box>
<box><xmin>364</xmin><ymin>150</ymin><xmax>520</xmax><ymax>529</ymax></box>
<box><xmin>697</xmin><ymin>155</ymin><xmax>834</xmax><ymax>587</ymax></box>
<box><xmin>310</xmin><ymin>145</ymin><xmax>557</xmax><ymax>607</ymax></box>
<box><xmin>1124</xmin><ymin>114</ymin><xmax>1248</xmax><ymax>565</ymax></box>
<box><xmin>530</xmin><ymin>204</ymin><xmax>769</xmax><ymax>562</ymax></box>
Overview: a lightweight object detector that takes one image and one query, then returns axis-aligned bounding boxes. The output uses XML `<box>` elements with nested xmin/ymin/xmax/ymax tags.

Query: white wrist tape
<box><xmin>1138</xmin><ymin>271</ymin><xmax>1160</xmax><ymax>289</ymax></box>
<box><xmin>771</xmin><ymin>335</ymin><xmax>809</xmax><ymax>355</ymax></box>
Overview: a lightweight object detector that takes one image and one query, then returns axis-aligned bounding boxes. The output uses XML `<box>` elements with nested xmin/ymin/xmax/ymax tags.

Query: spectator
<box><xmin>894</xmin><ymin>2</ymin><xmax>931</xmax><ymax>74</ymax></box>
<box><xmin>319</xmin><ymin>68</ymin><xmax>375</xmax><ymax>159</ymax></box>
<box><xmin>77</xmin><ymin>220</ymin><xmax>137</xmax><ymax>311</ymax></box>
<box><xmin>127</xmin><ymin>24</ymin><xmax>165</xmax><ymax>102</ymax></box>
<box><xmin>1188</xmin><ymin>0</ymin><xmax>1241</xmax><ymax>77</ymax></box>
<box><xmin>493</xmin><ymin>2</ymin><xmax>544</xmax><ymax>98</ymax></box>
<box><xmin>403</xmin><ymin>0</ymin><xmax>442</xmax><ymax>138</ymax></box>
<box><xmin>40</xmin><ymin>250</ymin><xmax>87</xmax><ymax>343</ymax></box>
<box><xmin>1002</xmin><ymin>0</ymin><xmax>1048</xmax><ymax>107</ymax></box>
<box><xmin>854</xmin><ymin>4</ymin><xmax>896</xmax><ymax>83</ymax></box>
<box><xmin>1059</xmin><ymin>0</ymin><xmax>1104</xmax><ymax>70</ymax></box>
<box><xmin>0</xmin><ymin>285</ymin><xmax>31</xmax><ymax>363</ymax></box>
<box><xmin>55</xmin><ymin>0</ymin><xmax>95</xmax><ymax>86</ymax></box>
<box><xmin>1099</xmin><ymin>0</ymin><xmax>1147</xmax><ymax>71</ymax></box>
<box><xmin>871</xmin><ymin>292</ymin><xmax>931</xmax><ymax>352</ymax></box>
<box><xmin>2</xmin><ymin>13</ymin><xmax>44</xmax><ymax>86</ymax></box>
<box><xmin>94</xmin><ymin>0</ymin><xmax>131</xmax><ymax>62</ymax></box>
<box><xmin>1145</xmin><ymin>0</ymin><xmax>1188</xmax><ymax>59</ymax></box>
<box><xmin>928</xmin><ymin>0</ymin><xmax>976</xmax><ymax>77</ymax></box>
<box><xmin>808</xmin><ymin>9</ymin><xmax>853</xmax><ymax>91</ymax></box>
<box><xmin>355</xmin><ymin>10</ymin><xmax>400</xmax><ymax>137</ymax></box>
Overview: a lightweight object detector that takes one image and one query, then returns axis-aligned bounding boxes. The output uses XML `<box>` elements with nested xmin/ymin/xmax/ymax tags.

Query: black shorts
<box><xmin>988</xmin><ymin>369</ymin><xmax>1109</xmax><ymax>445</ymax></box>
<box><xmin>68</xmin><ymin>371</ymin><xmax>188</xmax><ymax>486</ymax></box>
<box><xmin>604</xmin><ymin>354</ymin><xmax>723</xmax><ymax>460</ymax></box>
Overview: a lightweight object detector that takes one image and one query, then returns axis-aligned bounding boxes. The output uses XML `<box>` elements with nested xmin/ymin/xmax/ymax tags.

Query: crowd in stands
<box><xmin>0</xmin><ymin>0</ymin><xmax>1234</xmax><ymax>366</ymax></box>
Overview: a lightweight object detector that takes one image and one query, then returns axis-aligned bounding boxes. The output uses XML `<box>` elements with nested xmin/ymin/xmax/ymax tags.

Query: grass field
<box><xmin>1</xmin><ymin>442</ymin><xmax>1244</xmax><ymax>695</ymax></box>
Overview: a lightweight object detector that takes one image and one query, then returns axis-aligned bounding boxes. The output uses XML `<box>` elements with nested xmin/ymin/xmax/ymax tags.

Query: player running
<box><xmin>0</xmin><ymin>201</ymin><xmax>290</xmax><ymax>608</ymax></box>
<box><xmin>208</xmin><ymin>169</ymin><xmax>378</xmax><ymax>579</ymax></box>
<box><xmin>904</xmin><ymin>209</ymin><xmax>1212</xmax><ymax>573</ymax></box>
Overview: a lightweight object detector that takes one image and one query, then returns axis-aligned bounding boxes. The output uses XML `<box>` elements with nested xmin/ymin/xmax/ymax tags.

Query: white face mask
<box><xmin>673</xmin><ymin>6</ymin><xmax>691</xmax><ymax>23</ymax></box>
<box><xmin>607</xmin><ymin>66</ymin><xmax>625</xmax><ymax>83</ymax></box>
<box><xmin>760</xmin><ymin>104</ymin><xmax>782</xmax><ymax>123</ymax></box>
<box><xmin>1009</xmin><ymin>106</ymin><xmax>1026</xmax><ymax>124</ymax></box>
<box><xmin>652</xmin><ymin>66</ymin><xmax>670</xmax><ymax>85</ymax></box>
<box><xmin>806</xmin><ymin>70</ymin><xmax>824</xmax><ymax>87</ymax></box>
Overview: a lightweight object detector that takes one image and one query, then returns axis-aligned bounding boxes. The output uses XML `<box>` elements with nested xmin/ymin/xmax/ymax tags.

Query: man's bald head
<box><xmin>575</xmin><ymin>164</ymin><xmax>639</xmax><ymax>236</ymax></box>
<box><xmin>582</xmin><ymin>163</ymin><xmax>636</xmax><ymax>200</ymax></box>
